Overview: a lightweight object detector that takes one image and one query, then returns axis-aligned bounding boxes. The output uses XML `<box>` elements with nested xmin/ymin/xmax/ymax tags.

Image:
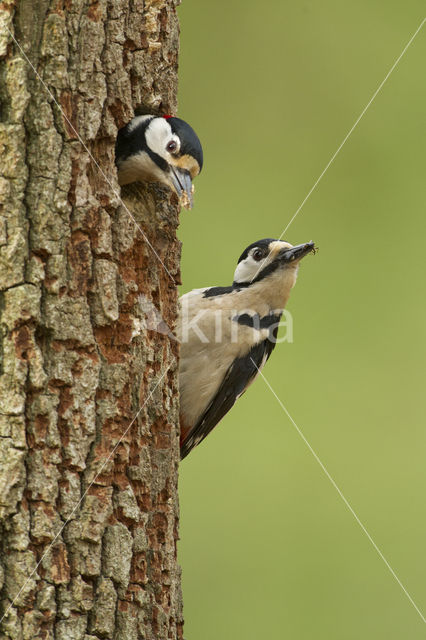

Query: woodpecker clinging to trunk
<box><xmin>115</xmin><ymin>114</ymin><xmax>203</xmax><ymax>209</ymax></box>
<box><xmin>178</xmin><ymin>238</ymin><xmax>316</xmax><ymax>459</ymax></box>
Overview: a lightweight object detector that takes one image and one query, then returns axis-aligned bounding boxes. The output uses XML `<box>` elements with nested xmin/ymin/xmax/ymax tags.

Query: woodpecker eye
<box><xmin>253</xmin><ymin>249</ymin><xmax>266</xmax><ymax>261</ymax></box>
<box><xmin>166</xmin><ymin>140</ymin><xmax>178</xmax><ymax>153</ymax></box>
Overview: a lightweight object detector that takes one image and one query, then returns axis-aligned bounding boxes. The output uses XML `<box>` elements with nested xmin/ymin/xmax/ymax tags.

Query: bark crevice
<box><xmin>0</xmin><ymin>1</ymin><xmax>183</xmax><ymax>638</ymax></box>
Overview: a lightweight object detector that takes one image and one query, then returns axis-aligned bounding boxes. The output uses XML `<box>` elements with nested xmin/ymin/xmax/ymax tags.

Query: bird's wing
<box><xmin>180</xmin><ymin>337</ymin><xmax>276</xmax><ymax>459</ymax></box>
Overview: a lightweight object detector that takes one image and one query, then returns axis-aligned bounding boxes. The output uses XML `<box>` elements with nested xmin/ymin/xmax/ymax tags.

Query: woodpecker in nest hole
<box><xmin>178</xmin><ymin>238</ymin><xmax>316</xmax><ymax>459</ymax></box>
<box><xmin>116</xmin><ymin>114</ymin><xmax>203</xmax><ymax>209</ymax></box>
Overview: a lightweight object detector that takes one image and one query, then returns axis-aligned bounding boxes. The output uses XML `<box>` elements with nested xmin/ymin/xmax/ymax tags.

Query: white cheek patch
<box><xmin>233</xmin><ymin>256</ymin><xmax>259</xmax><ymax>283</ymax></box>
<box><xmin>117</xmin><ymin>151</ymin><xmax>171</xmax><ymax>186</ymax></box>
<box><xmin>145</xmin><ymin>118</ymin><xmax>173</xmax><ymax>160</ymax></box>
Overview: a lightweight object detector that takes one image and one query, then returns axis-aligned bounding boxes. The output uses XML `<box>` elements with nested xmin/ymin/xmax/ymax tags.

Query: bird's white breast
<box><xmin>178</xmin><ymin>287</ymin><xmax>277</xmax><ymax>428</ymax></box>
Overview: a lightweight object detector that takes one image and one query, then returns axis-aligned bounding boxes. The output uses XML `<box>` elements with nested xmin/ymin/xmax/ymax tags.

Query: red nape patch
<box><xmin>163</xmin><ymin>114</ymin><xmax>173</xmax><ymax>119</ymax></box>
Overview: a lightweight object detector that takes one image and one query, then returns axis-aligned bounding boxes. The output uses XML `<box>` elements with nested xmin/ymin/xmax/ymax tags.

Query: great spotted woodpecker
<box><xmin>115</xmin><ymin>114</ymin><xmax>203</xmax><ymax>209</ymax></box>
<box><xmin>178</xmin><ymin>238</ymin><xmax>315</xmax><ymax>459</ymax></box>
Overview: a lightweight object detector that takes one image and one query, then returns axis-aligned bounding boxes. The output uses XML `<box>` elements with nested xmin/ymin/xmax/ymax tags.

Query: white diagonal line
<box><xmin>2</xmin><ymin>27</ymin><xmax>178</xmax><ymax>622</ymax></box>
<box><xmin>0</xmin><ymin>366</ymin><xmax>170</xmax><ymax>625</ymax></box>
<box><xmin>6</xmin><ymin>27</ymin><xmax>176</xmax><ymax>284</ymax></box>
<box><xmin>251</xmin><ymin>17</ymin><xmax>425</xmax><ymax>283</ymax></box>
<box><xmin>279</xmin><ymin>16</ymin><xmax>425</xmax><ymax>239</ymax></box>
<box><xmin>251</xmin><ymin>358</ymin><xmax>426</xmax><ymax>625</ymax></box>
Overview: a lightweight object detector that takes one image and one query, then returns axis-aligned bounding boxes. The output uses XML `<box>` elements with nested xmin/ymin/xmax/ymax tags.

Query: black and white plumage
<box><xmin>115</xmin><ymin>114</ymin><xmax>203</xmax><ymax>208</ymax></box>
<box><xmin>178</xmin><ymin>238</ymin><xmax>315</xmax><ymax>459</ymax></box>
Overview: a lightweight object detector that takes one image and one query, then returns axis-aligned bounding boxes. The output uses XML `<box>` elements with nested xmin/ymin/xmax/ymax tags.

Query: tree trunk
<box><xmin>0</xmin><ymin>1</ymin><xmax>183</xmax><ymax>639</ymax></box>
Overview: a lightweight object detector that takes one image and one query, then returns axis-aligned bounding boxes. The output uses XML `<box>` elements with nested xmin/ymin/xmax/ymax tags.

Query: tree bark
<box><xmin>0</xmin><ymin>1</ymin><xmax>183</xmax><ymax>639</ymax></box>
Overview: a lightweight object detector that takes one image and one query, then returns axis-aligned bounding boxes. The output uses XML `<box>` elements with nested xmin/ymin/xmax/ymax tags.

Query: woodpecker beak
<box><xmin>170</xmin><ymin>167</ymin><xmax>194</xmax><ymax>208</ymax></box>
<box><xmin>279</xmin><ymin>242</ymin><xmax>315</xmax><ymax>263</ymax></box>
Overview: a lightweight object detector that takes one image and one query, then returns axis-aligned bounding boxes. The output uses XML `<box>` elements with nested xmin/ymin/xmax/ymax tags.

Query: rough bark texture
<box><xmin>0</xmin><ymin>1</ymin><xmax>183</xmax><ymax>638</ymax></box>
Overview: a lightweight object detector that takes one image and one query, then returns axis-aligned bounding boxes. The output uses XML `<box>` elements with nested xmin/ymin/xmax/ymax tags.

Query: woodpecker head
<box><xmin>115</xmin><ymin>114</ymin><xmax>203</xmax><ymax>209</ymax></box>
<box><xmin>232</xmin><ymin>238</ymin><xmax>315</xmax><ymax>303</ymax></box>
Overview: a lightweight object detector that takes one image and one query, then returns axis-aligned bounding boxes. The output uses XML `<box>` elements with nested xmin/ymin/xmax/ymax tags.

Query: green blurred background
<box><xmin>176</xmin><ymin>2</ymin><xmax>426</xmax><ymax>638</ymax></box>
